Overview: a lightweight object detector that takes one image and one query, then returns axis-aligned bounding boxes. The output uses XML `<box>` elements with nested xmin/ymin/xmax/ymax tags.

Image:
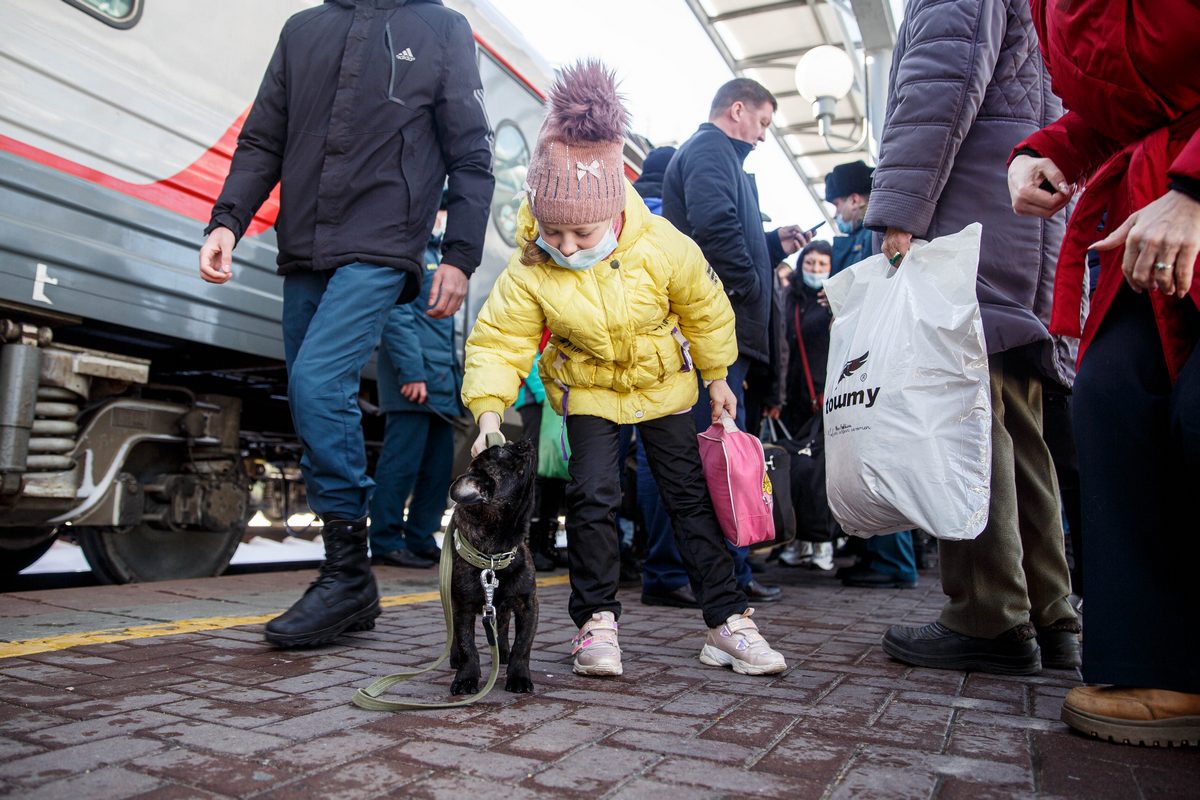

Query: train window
<box><xmin>62</xmin><ymin>0</ymin><xmax>143</xmax><ymax>29</ymax></box>
<box><xmin>491</xmin><ymin>121</ymin><xmax>530</xmax><ymax>247</ymax></box>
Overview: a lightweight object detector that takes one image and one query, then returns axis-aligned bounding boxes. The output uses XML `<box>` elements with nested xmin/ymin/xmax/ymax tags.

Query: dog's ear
<box><xmin>450</xmin><ymin>475</ymin><xmax>490</xmax><ymax>506</ymax></box>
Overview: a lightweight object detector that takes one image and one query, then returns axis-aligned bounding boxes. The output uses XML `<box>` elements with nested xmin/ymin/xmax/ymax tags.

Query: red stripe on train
<box><xmin>0</xmin><ymin>109</ymin><xmax>280</xmax><ymax>237</ymax></box>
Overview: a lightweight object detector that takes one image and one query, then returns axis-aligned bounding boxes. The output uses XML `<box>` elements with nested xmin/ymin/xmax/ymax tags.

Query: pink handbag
<box><xmin>697</xmin><ymin>416</ymin><xmax>776</xmax><ymax>547</ymax></box>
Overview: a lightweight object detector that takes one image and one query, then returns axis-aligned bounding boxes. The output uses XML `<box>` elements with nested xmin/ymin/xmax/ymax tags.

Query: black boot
<box><xmin>264</xmin><ymin>517</ymin><xmax>381</xmax><ymax>648</ymax></box>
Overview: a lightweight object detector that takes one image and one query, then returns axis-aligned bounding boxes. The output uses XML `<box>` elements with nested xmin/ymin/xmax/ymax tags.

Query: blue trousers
<box><xmin>282</xmin><ymin>263</ymin><xmax>407</xmax><ymax>521</ymax></box>
<box><xmin>637</xmin><ymin>441</ymin><xmax>691</xmax><ymax>592</ymax></box>
<box><xmin>369</xmin><ymin>411</ymin><xmax>453</xmax><ymax>557</ymax></box>
<box><xmin>864</xmin><ymin>531</ymin><xmax>918</xmax><ymax>583</ymax></box>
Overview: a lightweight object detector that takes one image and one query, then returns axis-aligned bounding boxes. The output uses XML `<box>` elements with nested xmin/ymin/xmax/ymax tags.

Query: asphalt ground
<box><xmin>0</xmin><ymin>561</ymin><xmax>1196</xmax><ymax>799</ymax></box>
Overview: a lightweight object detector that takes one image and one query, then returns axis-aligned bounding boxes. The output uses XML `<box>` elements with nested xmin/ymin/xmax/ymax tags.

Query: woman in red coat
<box><xmin>1008</xmin><ymin>0</ymin><xmax>1200</xmax><ymax>746</ymax></box>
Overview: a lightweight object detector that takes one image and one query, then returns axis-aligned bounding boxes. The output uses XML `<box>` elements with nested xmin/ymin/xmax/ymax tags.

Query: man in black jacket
<box><xmin>662</xmin><ymin>78</ymin><xmax>807</xmax><ymax>602</ymax></box>
<box><xmin>199</xmin><ymin>0</ymin><xmax>494</xmax><ymax>649</ymax></box>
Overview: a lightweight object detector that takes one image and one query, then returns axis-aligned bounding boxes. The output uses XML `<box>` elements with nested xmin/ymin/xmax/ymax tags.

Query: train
<box><xmin>0</xmin><ymin>0</ymin><xmax>647</xmax><ymax>583</ymax></box>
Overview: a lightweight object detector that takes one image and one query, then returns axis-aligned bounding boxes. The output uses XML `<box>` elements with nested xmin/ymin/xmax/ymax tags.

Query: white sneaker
<box><xmin>779</xmin><ymin>540</ymin><xmax>813</xmax><ymax>567</ymax></box>
<box><xmin>699</xmin><ymin>609</ymin><xmax>787</xmax><ymax>675</ymax></box>
<box><xmin>571</xmin><ymin>611</ymin><xmax>622</xmax><ymax>676</ymax></box>
<box><xmin>811</xmin><ymin>541</ymin><xmax>834</xmax><ymax>571</ymax></box>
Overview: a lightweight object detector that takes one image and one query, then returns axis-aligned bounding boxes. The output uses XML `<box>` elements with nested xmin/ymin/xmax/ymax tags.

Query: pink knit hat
<box><xmin>525</xmin><ymin>60</ymin><xmax>630</xmax><ymax>226</ymax></box>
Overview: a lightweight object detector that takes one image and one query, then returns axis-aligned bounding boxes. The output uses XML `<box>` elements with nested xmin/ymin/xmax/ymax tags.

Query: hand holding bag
<box><xmin>698</xmin><ymin>415</ymin><xmax>776</xmax><ymax>547</ymax></box>
<box><xmin>821</xmin><ymin>223</ymin><xmax>991</xmax><ymax>540</ymax></box>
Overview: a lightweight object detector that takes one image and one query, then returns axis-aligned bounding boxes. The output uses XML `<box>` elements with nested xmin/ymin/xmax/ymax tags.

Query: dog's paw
<box><xmin>505</xmin><ymin>674</ymin><xmax>534</xmax><ymax>694</ymax></box>
<box><xmin>450</xmin><ymin>677</ymin><xmax>479</xmax><ymax>696</ymax></box>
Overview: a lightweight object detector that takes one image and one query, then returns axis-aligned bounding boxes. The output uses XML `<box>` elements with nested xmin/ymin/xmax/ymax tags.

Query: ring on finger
<box><xmin>1153</xmin><ymin>261</ymin><xmax>1173</xmax><ymax>271</ymax></box>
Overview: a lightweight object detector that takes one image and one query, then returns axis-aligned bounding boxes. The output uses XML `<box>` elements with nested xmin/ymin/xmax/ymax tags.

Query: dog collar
<box><xmin>453</xmin><ymin>530</ymin><xmax>518</xmax><ymax>571</ymax></box>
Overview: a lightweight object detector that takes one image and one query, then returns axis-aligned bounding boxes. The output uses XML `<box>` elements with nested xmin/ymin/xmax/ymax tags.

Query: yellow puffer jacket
<box><xmin>462</xmin><ymin>182</ymin><xmax>737</xmax><ymax>425</ymax></box>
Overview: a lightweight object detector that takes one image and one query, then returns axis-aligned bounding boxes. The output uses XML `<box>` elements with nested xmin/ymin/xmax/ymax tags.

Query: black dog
<box><xmin>446</xmin><ymin>437</ymin><xmax>539</xmax><ymax>695</ymax></box>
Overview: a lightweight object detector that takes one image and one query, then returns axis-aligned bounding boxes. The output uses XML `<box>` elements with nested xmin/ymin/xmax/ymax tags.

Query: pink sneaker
<box><xmin>571</xmin><ymin>611</ymin><xmax>622</xmax><ymax>676</ymax></box>
<box><xmin>699</xmin><ymin>609</ymin><xmax>786</xmax><ymax>675</ymax></box>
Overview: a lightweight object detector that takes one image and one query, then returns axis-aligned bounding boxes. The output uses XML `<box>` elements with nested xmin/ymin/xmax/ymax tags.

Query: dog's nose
<box><xmin>450</xmin><ymin>477</ymin><xmax>487</xmax><ymax>505</ymax></box>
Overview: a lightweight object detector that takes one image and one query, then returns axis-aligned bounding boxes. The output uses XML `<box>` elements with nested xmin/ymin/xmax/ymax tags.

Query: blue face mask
<box><xmin>835</xmin><ymin>214</ymin><xmax>857</xmax><ymax>234</ymax></box>
<box><xmin>802</xmin><ymin>270</ymin><xmax>828</xmax><ymax>290</ymax></box>
<box><xmin>536</xmin><ymin>227</ymin><xmax>619</xmax><ymax>271</ymax></box>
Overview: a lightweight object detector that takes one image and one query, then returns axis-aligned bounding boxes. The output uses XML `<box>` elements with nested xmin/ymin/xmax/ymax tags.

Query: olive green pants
<box><xmin>937</xmin><ymin>350</ymin><xmax>1077</xmax><ymax>638</ymax></box>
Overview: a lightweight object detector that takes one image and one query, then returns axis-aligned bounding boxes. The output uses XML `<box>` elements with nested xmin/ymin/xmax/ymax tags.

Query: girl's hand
<box><xmin>1091</xmin><ymin>189</ymin><xmax>1200</xmax><ymax>299</ymax></box>
<box><xmin>471</xmin><ymin>411</ymin><xmax>502</xmax><ymax>457</ymax></box>
<box><xmin>708</xmin><ymin>379</ymin><xmax>738</xmax><ymax>424</ymax></box>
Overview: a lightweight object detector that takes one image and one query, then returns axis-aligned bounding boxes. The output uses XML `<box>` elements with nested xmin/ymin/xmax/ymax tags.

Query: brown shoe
<box><xmin>1061</xmin><ymin>686</ymin><xmax>1200</xmax><ymax>747</ymax></box>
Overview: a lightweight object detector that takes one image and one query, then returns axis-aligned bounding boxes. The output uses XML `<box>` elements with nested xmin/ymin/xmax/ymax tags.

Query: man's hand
<box><xmin>1008</xmin><ymin>154</ymin><xmax>1074</xmax><ymax>218</ymax></box>
<box><xmin>427</xmin><ymin>263</ymin><xmax>468</xmax><ymax>318</ymax></box>
<box><xmin>1092</xmin><ymin>189</ymin><xmax>1200</xmax><ymax>299</ymax></box>
<box><xmin>400</xmin><ymin>381</ymin><xmax>428</xmax><ymax>404</ymax></box>
<box><xmin>882</xmin><ymin>228</ymin><xmax>914</xmax><ymax>266</ymax></box>
<box><xmin>776</xmin><ymin>225</ymin><xmax>812</xmax><ymax>256</ymax></box>
<box><xmin>707</xmin><ymin>379</ymin><xmax>738</xmax><ymax>424</ymax></box>
<box><xmin>471</xmin><ymin>411</ymin><xmax>502</xmax><ymax>457</ymax></box>
<box><xmin>816</xmin><ymin>289</ymin><xmax>830</xmax><ymax>309</ymax></box>
<box><xmin>199</xmin><ymin>227</ymin><xmax>236</xmax><ymax>284</ymax></box>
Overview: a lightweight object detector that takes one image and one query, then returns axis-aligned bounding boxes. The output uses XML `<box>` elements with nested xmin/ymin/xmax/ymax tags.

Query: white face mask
<box><xmin>536</xmin><ymin>227</ymin><xmax>618</xmax><ymax>271</ymax></box>
<box><xmin>802</xmin><ymin>271</ymin><xmax>829</xmax><ymax>290</ymax></box>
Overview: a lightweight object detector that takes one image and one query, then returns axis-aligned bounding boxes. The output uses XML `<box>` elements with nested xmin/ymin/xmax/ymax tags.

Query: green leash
<box><xmin>352</xmin><ymin>432</ymin><xmax>507</xmax><ymax>712</ymax></box>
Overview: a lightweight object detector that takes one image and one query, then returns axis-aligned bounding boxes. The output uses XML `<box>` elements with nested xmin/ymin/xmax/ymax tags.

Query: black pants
<box><xmin>1073</xmin><ymin>289</ymin><xmax>1200</xmax><ymax>693</ymax></box>
<box><xmin>564</xmin><ymin>413</ymin><xmax>747</xmax><ymax>629</ymax></box>
<box><xmin>1042</xmin><ymin>382</ymin><xmax>1083</xmax><ymax>592</ymax></box>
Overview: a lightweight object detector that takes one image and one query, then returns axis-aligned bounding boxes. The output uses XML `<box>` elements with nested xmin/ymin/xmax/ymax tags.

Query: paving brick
<box><xmin>251</xmin><ymin>756</ymin><xmax>430</xmax><ymax>800</ymax></box>
<box><xmin>696</xmin><ymin>707</ymin><xmax>798</xmax><ymax>749</ymax></box>
<box><xmin>944</xmin><ymin>716</ymin><xmax>1032</xmax><ymax>764</ymax></box>
<box><xmin>751</xmin><ymin>725</ymin><xmax>857</xmax><ymax>784</ymax></box>
<box><xmin>0</xmin><ymin>733</ymin><xmax>164</xmax><ymax>787</ymax></box>
<box><xmin>609</xmin><ymin>777</ymin><xmax>726</xmax><ymax>799</ymax></box>
<box><xmin>0</xmin><ymin>661</ymin><xmax>109</xmax><ymax>688</ymax></box>
<box><xmin>605</xmin><ymin>728</ymin><xmax>758</xmax><ymax>763</ymax></box>
<box><xmin>525</xmin><ymin>743</ymin><xmax>659</xmax><ymax>795</ymax></box>
<box><xmin>656</xmin><ymin>687</ymin><xmax>747</xmax><ymax>717</ymax></box>
<box><xmin>267</xmin><ymin>729</ymin><xmax>404</xmax><ymax>767</ymax></box>
<box><xmin>251</xmin><ymin>701</ymin><xmax>377</xmax><ymax>741</ymax></box>
<box><xmin>648</xmin><ymin>755</ymin><xmax>807</xmax><ymax>796</ymax></box>
<box><xmin>403</xmin><ymin>772</ymin><xmax>562</xmax><ymax>800</ymax></box>
<box><xmin>154</xmin><ymin>697</ymin><xmax>286</xmax><ymax>729</ymax></box>
<box><xmin>562</xmin><ymin>705</ymin><xmax>709</xmax><ymax>736</ymax></box>
<box><xmin>54</xmin><ymin>691</ymin><xmax>192</xmax><ymax>719</ymax></box>
<box><xmin>386</xmin><ymin>739</ymin><xmax>542</xmax><ymax>781</ymax></box>
<box><xmin>494</xmin><ymin>718</ymin><xmax>609</xmax><ymax>758</ymax></box>
<box><xmin>125</xmin><ymin>783</ymin><xmax>227</xmax><ymax>800</ymax></box>
<box><xmin>22</xmin><ymin>709</ymin><xmax>185</xmax><ymax>746</ymax></box>
<box><xmin>258</xmin><ymin>669</ymin><xmax>364</xmax><ymax>695</ymax></box>
<box><xmin>144</xmin><ymin>719</ymin><xmax>292</xmax><ymax>756</ymax></box>
<box><xmin>20</xmin><ymin>765</ymin><xmax>166</xmax><ymax>799</ymax></box>
<box><xmin>71</xmin><ymin>671</ymin><xmax>189</xmax><ymax>698</ymax></box>
<box><xmin>0</xmin><ymin>735</ymin><xmax>45</xmax><ymax>761</ymax></box>
<box><xmin>128</xmin><ymin>745</ymin><xmax>296</xmax><ymax>797</ymax></box>
<box><xmin>0</xmin><ymin>703</ymin><xmax>71</xmax><ymax>733</ymax></box>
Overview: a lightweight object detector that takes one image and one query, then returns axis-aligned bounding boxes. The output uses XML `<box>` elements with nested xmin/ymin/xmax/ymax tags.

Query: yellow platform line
<box><xmin>0</xmin><ymin>574</ymin><xmax>571</xmax><ymax>660</ymax></box>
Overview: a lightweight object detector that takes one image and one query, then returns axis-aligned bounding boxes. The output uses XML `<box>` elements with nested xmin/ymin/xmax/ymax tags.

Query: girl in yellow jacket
<box><xmin>462</xmin><ymin>61</ymin><xmax>786</xmax><ymax>679</ymax></box>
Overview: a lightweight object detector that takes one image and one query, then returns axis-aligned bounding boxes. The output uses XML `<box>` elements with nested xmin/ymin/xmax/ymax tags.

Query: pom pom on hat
<box><xmin>526</xmin><ymin>60</ymin><xmax>630</xmax><ymax>225</ymax></box>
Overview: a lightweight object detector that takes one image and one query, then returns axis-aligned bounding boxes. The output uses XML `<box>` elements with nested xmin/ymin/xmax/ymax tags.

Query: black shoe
<box><xmin>1037</xmin><ymin>621</ymin><xmax>1082</xmax><ymax>670</ymax></box>
<box><xmin>532</xmin><ymin>549</ymin><xmax>558</xmax><ymax>572</ymax></box>
<box><xmin>881</xmin><ymin>621</ymin><xmax>1040</xmax><ymax>675</ymax></box>
<box><xmin>741</xmin><ymin>579</ymin><xmax>782</xmax><ymax>603</ymax></box>
<box><xmin>840</xmin><ymin>566</ymin><xmax>917</xmax><ymax>589</ymax></box>
<box><xmin>641</xmin><ymin>584</ymin><xmax>699</xmax><ymax>608</ymax></box>
<box><xmin>373</xmin><ymin>548</ymin><xmax>436</xmax><ymax>569</ymax></box>
<box><xmin>265</xmin><ymin>517</ymin><xmax>381</xmax><ymax>648</ymax></box>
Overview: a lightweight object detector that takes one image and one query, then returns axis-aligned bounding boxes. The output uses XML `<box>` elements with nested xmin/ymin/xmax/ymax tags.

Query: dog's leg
<box><xmin>496</xmin><ymin>607</ymin><xmax>512</xmax><ymax>666</ymax></box>
<box><xmin>505</xmin><ymin>592</ymin><xmax>538</xmax><ymax>693</ymax></box>
<box><xmin>450</xmin><ymin>607</ymin><xmax>481</xmax><ymax>695</ymax></box>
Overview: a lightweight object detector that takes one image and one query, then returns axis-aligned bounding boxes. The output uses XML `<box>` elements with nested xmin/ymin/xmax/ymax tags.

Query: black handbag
<box><xmin>757</xmin><ymin>418</ymin><xmax>797</xmax><ymax>551</ymax></box>
<box><xmin>779</xmin><ymin>414</ymin><xmax>840</xmax><ymax>543</ymax></box>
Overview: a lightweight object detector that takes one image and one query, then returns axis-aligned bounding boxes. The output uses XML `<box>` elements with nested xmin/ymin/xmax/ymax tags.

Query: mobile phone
<box><xmin>803</xmin><ymin>220</ymin><xmax>827</xmax><ymax>237</ymax></box>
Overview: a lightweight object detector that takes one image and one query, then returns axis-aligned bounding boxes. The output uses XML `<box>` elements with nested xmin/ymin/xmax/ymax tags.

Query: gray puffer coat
<box><xmin>865</xmin><ymin>0</ymin><xmax>1076</xmax><ymax>387</ymax></box>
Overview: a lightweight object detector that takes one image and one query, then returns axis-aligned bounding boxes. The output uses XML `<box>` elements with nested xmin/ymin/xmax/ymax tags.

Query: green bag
<box><xmin>537</xmin><ymin>400</ymin><xmax>571</xmax><ymax>480</ymax></box>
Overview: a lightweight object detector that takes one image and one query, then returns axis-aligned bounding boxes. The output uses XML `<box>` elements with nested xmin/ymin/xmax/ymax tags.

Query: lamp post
<box><xmin>794</xmin><ymin>45</ymin><xmax>868</xmax><ymax>154</ymax></box>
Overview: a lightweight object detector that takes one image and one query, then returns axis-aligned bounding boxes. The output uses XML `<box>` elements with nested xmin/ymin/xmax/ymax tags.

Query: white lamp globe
<box><xmin>794</xmin><ymin>45</ymin><xmax>855</xmax><ymax>102</ymax></box>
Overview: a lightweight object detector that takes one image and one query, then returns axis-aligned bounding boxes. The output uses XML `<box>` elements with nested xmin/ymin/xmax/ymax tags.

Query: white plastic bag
<box><xmin>821</xmin><ymin>223</ymin><xmax>991</xmax><ymax>540</ymax></box>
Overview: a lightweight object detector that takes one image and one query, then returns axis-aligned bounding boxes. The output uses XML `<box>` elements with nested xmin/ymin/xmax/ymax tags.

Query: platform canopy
<box><xmin>681</xmin><ymin>0</ymin><xmax>899</xmax><ymax>220</ymax></box>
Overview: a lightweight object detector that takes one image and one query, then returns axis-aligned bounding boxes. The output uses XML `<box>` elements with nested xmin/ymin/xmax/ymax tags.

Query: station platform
<box><xmin>1</xmin><ymin>562</ymin><xmax>1196</xmax><ymax>799</ymax></box>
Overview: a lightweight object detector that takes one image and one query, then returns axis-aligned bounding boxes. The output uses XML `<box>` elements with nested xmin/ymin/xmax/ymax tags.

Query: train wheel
<box><xmin>0</xmin><ymin>529</ymin><xmax>57</xmax><ymax>580</ymax></box>
<box><xmin>77</xmin><ymin>524</ymin><xmax>244</xmax><ymax>584</ymax></box>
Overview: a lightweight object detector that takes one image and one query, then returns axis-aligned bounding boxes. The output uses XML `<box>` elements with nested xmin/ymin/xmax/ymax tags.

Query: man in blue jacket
<box><xmin>198</xmin><ymin>0</ymin><xmax>494</xmax><ymax>648</ymax></box>
<box><xmin>369</xmin><ymin>198</ymin><xmax>464</xmax><ymax>569</ymax></box>
<box><xmin>662</xmin><ymin>78</ymin><xmax>807</xmax><ymax>603</ymax></box>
